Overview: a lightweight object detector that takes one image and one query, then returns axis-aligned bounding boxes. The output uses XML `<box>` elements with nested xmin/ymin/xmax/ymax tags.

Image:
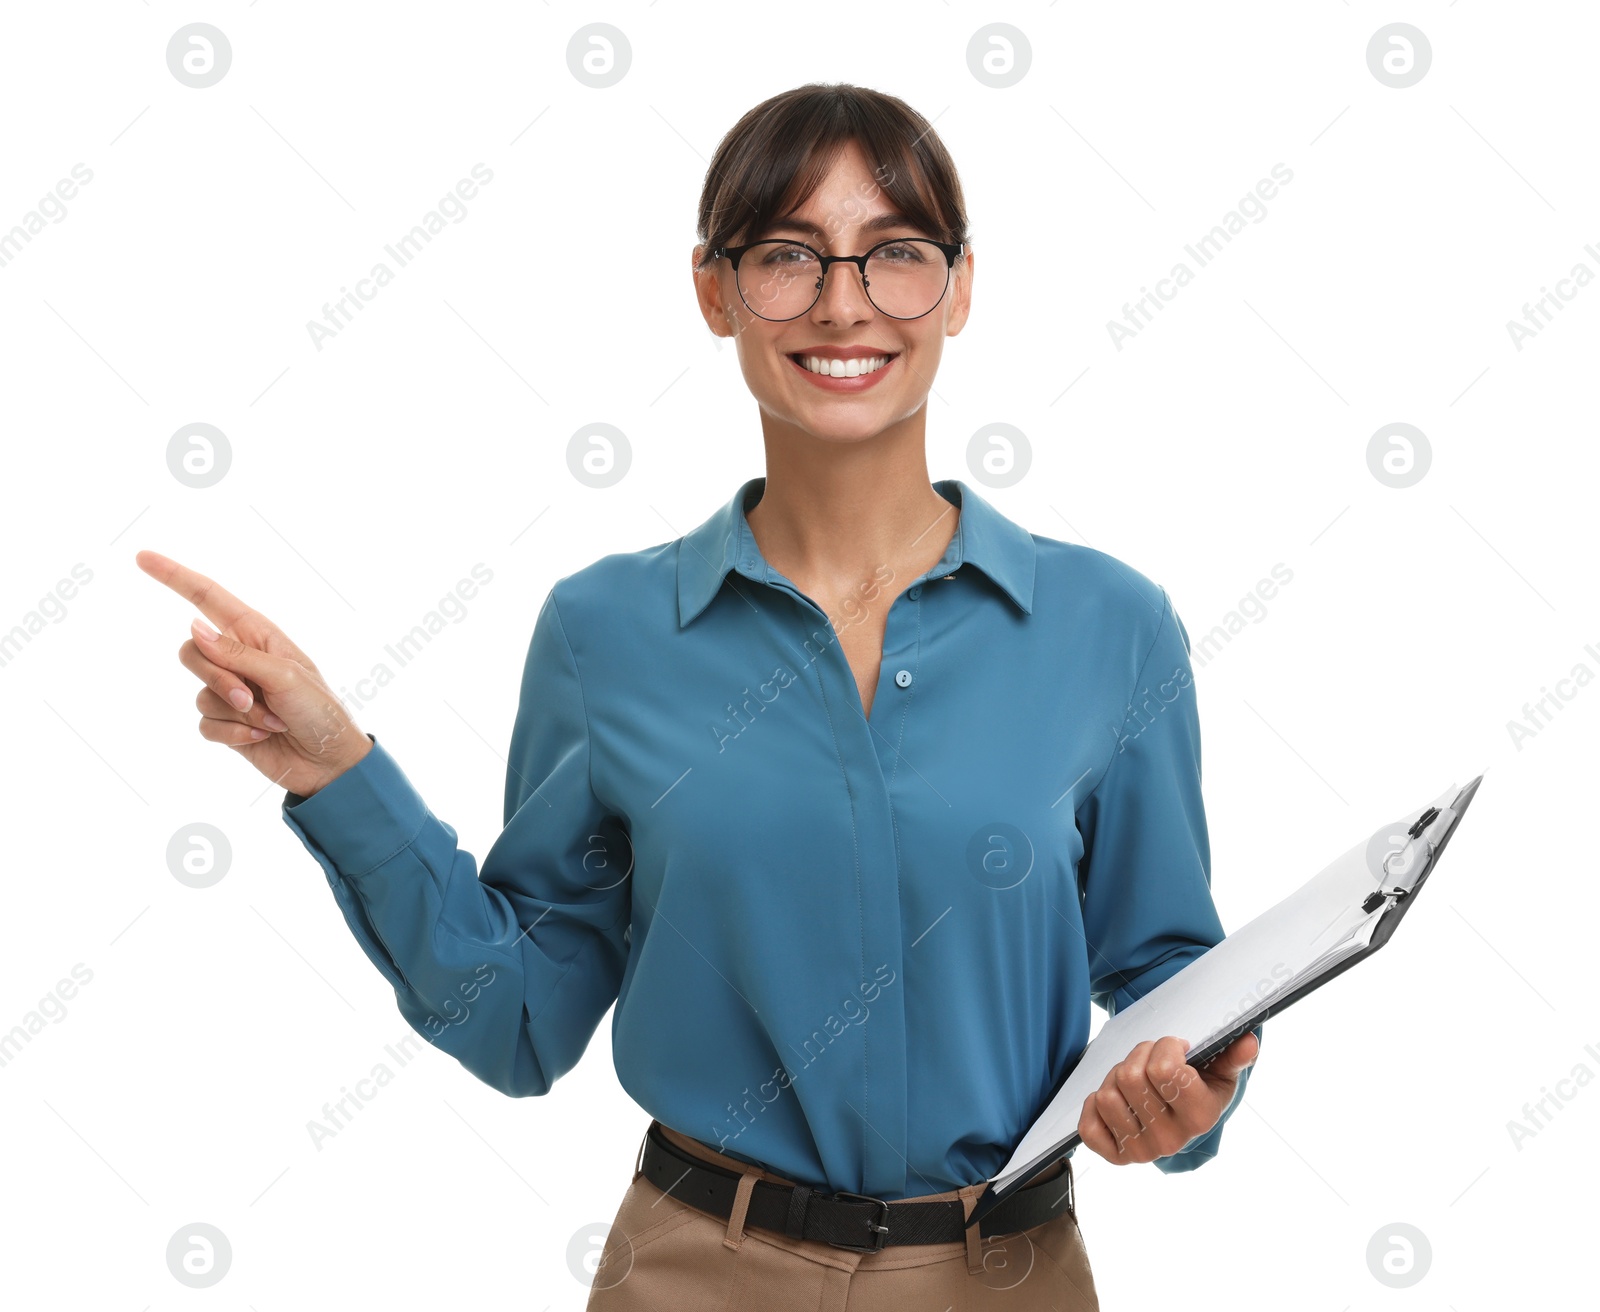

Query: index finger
<box><xmin>135</xmin><ymin>549</ymin><xmax>260</xmax><ymax>633</ymax></box>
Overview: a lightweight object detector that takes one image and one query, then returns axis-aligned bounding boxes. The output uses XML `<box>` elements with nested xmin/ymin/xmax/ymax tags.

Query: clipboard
<box><xmin>969</xmin><ymin>772</ymin><xmax>1485</xmax><ymax>1225</ymax></box>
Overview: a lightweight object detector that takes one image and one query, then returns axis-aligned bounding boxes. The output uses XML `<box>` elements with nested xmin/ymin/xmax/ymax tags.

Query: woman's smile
<box><xmin>785</xmin><ymin>346</ymin><xmax>899</xmax><ymax>390</ymax></box>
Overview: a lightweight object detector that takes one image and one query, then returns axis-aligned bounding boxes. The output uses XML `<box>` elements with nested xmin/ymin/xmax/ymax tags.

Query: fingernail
<box><xmin>249</xmin><ymin>727</ymin><xmax>268</xmax><ymax>739</ymax></box>
<box><xmin>230</xmin><ymin>688</ymin><xmax>253</xmax><ymax>711</ymax></box>
<box><xmin>193</xmin><ymin>617</ymin><xmax>220</xmax><ymax>642</ymax></box>
<box><xmin>262</xmin><ymin>712</ymin><xmax>288</xmax><ymax>731</ymax></box>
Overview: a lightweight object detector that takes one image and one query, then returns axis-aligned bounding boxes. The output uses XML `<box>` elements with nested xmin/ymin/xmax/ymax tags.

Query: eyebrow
<box><xmin>758</xmin><ymin>211</ymin><xmax>929</xmax><ymax>243</ymax></box>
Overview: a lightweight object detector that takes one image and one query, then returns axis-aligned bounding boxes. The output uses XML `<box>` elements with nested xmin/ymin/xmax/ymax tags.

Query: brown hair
<box><xmin>694</xmin><ymin>82</ymin><xmax>970</xmax><ymax>271</ymax></box>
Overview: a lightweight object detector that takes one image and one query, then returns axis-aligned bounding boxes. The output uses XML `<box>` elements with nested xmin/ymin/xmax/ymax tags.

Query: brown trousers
<box><xmin>587</xmin><ymin>1121</ymin><xmax>1099</xmax><ymax>1311</ymax></box>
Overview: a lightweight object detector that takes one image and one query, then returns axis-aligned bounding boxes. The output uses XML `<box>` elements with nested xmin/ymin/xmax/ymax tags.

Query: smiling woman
<box><xmin>146</xmin><ymin>78</ymin><xmax>1256</xmax><ymax>1312</ymax></box>
<box><xmin>690</xmin><ymin>87</ymin><xmax>975</xmax><ymax>446</ymax></box>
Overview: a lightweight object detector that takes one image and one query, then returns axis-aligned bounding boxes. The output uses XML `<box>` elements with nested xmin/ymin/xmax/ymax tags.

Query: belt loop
<box><xmin>785</xmin><ymin>1183</ymin><xmax>813</xmax><ymax>1239</ymax></box>
<box><xmin>723</xmin><ymin>1169</ymin><xmax>760</xmax><ymax>1250</ymax></box>
<box><xmin>957</xmin><ymin>1182</ymin><xmax>987</xmax><ymax>1275</ymax></box>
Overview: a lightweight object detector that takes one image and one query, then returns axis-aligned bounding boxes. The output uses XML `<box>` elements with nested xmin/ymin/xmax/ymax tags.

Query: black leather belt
<box><xmin>637</xmin><ymin>1121</ymin><xmax>1074</xmax><ymax>1253</ymax></box>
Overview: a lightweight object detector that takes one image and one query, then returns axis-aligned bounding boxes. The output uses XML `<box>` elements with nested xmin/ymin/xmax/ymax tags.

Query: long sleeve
<box><xmin>280</xmin><ymin>588</ymin><xmax>632</xmax><ymax>1097</ymax></box>
<box><xmin>1074</xmin><ymin>586</ymin><xmax>1260</xmax><ymax>1172</ymax></box>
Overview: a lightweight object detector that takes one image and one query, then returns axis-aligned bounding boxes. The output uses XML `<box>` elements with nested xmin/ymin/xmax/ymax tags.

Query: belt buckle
<box><xmin>825</xmin><ymin>1191</ymin><xmax>891</xmax><ymax>1253</ymax></box>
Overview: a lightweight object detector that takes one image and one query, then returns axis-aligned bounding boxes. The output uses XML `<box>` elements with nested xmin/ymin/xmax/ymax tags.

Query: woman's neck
<box><xmin>745</xmin><ymin>434</ymin><xmax>959</xmax><ymax>603</ymax></box>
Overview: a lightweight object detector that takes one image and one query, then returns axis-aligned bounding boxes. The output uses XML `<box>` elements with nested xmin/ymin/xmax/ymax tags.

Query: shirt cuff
<box><xmin>282</xmin><ymin>733</ymin><xmax>428</xmax><ymax>875</ymax></box>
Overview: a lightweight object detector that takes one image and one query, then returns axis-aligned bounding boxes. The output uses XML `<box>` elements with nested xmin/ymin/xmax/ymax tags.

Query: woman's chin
<box><xmin>797</xmin><ymin>417</ymin><xmax>898</xmax><ymax>445</ymax></box>
<box><xmin>752</xmin><ymin>389</ymin><xmax>915</xmax><ymax>444</ymax></box>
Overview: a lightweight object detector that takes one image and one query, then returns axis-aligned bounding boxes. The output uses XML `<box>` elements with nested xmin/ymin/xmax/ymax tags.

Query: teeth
<box><xmin>797</xmin><ymin>354</ymin><xmax>891</xmax><ymax>378</ymax></box>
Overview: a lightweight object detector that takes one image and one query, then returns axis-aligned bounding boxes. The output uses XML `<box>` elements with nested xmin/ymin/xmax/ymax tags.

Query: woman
<box><xmin>139</xmin><ymin>83</ymin><xmax>1259</xmax><ymax>1310</ymax></box>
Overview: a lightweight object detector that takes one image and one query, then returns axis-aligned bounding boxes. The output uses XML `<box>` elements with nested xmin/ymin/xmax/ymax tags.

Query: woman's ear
<box><xmin>946</xmin><ymin>245</ymin><xmax>974</xmax><ymax>338</ymax></box>
<box><xmin>691</xmin><ymin>245</ymin><xmax>735</xmax><ymax>339</ymax></box>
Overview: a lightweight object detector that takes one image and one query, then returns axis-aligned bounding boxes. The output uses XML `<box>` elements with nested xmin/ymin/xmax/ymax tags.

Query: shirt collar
<box><xmin>676</xmin><ymin>476</ymin><xmax>1037</xmax><ymax>628</ymax></box>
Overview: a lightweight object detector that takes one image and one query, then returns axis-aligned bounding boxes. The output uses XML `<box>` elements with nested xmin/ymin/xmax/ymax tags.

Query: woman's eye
<box><xmin>762</xmin><ymin>245</ymin><xmax>810</xmax><ymax>265</ymax></box>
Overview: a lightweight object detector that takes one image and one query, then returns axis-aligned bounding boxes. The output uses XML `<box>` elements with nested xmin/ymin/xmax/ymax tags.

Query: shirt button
<box><xmin>894</xmin><ymin>669</ymin><xmax>912</xmax><ymax>688</ymax></box>
<box><xmin>908</xmin><ymin>585</ymin><xmax>922</xmax><ymax>600</ymax></box>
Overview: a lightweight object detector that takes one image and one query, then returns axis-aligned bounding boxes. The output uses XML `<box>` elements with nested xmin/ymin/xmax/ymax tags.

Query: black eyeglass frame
<box><xmin>711</xmin><ymin>236</ymin><xmax>966</xmax><ymax>322</ymax></box>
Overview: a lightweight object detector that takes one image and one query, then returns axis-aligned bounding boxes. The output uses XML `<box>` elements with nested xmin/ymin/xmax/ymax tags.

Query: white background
<box><xmin>1</xmin><ymin>2</ymin><xmax>1594</xmax><ymax>1307</ymax></box>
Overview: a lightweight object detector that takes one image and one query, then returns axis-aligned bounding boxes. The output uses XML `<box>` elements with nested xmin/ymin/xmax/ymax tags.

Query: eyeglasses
<box><xmin>712</xmin><ymin>236</ymin><xmax>965</xmax><ymax>322</ymax></box>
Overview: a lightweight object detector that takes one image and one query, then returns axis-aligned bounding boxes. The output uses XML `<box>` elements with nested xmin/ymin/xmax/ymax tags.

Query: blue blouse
<box><xmin>281</xmin><ymin>476</ymin><xmax>1258</xmax><ymax>1200</ymax></box>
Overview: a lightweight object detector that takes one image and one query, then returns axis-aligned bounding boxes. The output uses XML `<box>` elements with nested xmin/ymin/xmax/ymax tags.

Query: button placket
<box><xmin>725</xmin><ymin>524</ymin><xmax>945</xmax><ymax>1198</ymax></box>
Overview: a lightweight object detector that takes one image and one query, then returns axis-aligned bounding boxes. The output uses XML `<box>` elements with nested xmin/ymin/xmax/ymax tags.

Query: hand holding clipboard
<box><xmin>970</xmin><ymin>773</ymin><xmax>1485</xmax><ymax>1225</ymax></box>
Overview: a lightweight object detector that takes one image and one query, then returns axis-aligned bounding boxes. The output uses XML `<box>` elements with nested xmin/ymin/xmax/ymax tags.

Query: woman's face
<box><xmin>693</xmin><ymin>139</ymin><xmax>973</xmax><ymax>445</ymax></box>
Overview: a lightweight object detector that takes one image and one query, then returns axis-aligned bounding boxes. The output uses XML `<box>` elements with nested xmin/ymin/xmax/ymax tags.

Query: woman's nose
<box><xmin>811</xmin><ymin>261</ymin><xmax>873</xmax><ymax>324</ymax></box>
